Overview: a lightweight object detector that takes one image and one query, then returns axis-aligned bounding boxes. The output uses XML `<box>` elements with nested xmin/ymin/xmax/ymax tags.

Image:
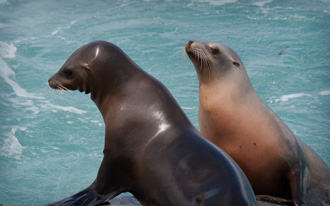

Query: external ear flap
<box><xmin>230</xmin><ymin>57</ymin><xmax>240</xmax><ymax>67</ymax></box>
<box><xmin>82</xmin><ymin>63</ymin><xmax>91</xmax><ymax>70</ymax></box>
<box><xmin>233</xmin><ymin>61</ymin><xmax>240</xmax><ymax>67</ymax></box>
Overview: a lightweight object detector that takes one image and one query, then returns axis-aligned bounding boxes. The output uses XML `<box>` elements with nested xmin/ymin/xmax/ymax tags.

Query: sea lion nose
<box><xmin>48</xmin><ymin>75</ymin><xmax>54</xmax><ymax>84</ymax></box>
<box><xmin>48</xmin><ymin>75</ymin><xmax>57</xmax><ymax>89</ymax></box>
<box><xmin>188</xmin><ymin>40</ymin><xmax>194</xmax><ymax>48</ymax></box>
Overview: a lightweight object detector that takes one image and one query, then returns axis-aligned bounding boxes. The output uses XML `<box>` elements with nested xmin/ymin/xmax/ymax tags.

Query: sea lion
<box><xmin>47</xmin><ymin>41</ymin><xmax>257</xmax><ymax>205</ymax></box>
<box><xmin>185</xmin><ymin>40</ymin><xmax>330</xmax><ymax>206</ymax></box>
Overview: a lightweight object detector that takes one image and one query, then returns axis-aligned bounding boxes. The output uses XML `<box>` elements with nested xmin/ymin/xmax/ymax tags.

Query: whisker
<box><xmin>194</xmin><ymin>48</ymin><xmax>211</xmax><ymax>76</ymax></box>
<box><xmin>55</xmin><ymin>89</ymin><xmax>63</xmax><ymax>94</ymax></box>
<box><xmin>53</xmin><ymin>85</ymin><xmax>64</xmax><ymax>95</ymax></box>
<box><xmin>57</xmin><ymin>85</ymin><xmax>64</xmax><ymax>90</ymax></box>
<box><xmin>187</xmin><ymin>47</ymin><xmax>212</xmax><ymax>78</ymax></box>
<box><xmin>197</xmin><ymin>49</ymin><xmax>206</xmax><ymax>68</ymax></box>
<box><xmin>58</xmin><ymin>84</ymin><xmax>69</xmax><ymax>91</ymax></box>
<box><xmin>182</xmin><ymin>48</ymin><xmax>190</xmax><ymax>69</ymax></box>
<box><xmin>57</xmin><ymin>84</ymin><xmax>71</xmax><ymax>94</ymax></box>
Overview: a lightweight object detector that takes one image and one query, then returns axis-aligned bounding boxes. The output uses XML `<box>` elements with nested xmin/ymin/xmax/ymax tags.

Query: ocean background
<box><xmin>0</xmin><ymin>0</ymin><xmax>329</xmax><ymax>205</ymax></box>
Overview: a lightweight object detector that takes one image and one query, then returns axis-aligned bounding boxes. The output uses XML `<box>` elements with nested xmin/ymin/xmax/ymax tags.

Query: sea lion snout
<box><xmin>185</xmin><ymin>40</ymin><xmax>197</xmax><ymax>53</ymax></box>
<box><xmin>48</xmin><ymin>75</ymin><xmax>58</xmax><ymax>89</ymax></box>
<box><xmin>48</xmin><ymin>72</ymin><xmax>75</xmax><ymax>92</ymax></box>
<box><xmin>184</xmin><ymin>41</ymin><xmax>194</xmax><ymax>58</ymax></box>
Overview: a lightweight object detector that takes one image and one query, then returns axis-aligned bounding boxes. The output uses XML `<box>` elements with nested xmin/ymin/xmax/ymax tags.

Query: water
<box><xmin>0</xmin><ymin>0</ymin><xmax>329</xmax><ymax>205</ymax></box>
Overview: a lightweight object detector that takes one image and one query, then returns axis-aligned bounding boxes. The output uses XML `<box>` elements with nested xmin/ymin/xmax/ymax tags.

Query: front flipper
<box><xmin>287</xmin><ymin>166</ymin><xmax>309</xmax><ymax>206</ymax></box>
<box><xmin>45</xmin><ymin>185</ymin><xmax>114</xmax><ymax>206</ymax></box>
<box><xmin>44</xmin><ymin>157</ymin><xmax>126</xmax><ymax>206</ymax></box>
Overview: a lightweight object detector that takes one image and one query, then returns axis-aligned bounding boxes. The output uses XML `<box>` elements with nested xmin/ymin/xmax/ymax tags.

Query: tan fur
<box><xmin>185</xmin><ymin>40</ymin><xmax>330</xmax><ymax>206</ymax></box>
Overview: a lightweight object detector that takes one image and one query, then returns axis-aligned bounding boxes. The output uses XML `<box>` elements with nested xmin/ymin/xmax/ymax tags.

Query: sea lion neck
<box><xmin>197</xmin><ymin>69</ymin><xmax>224</xmax><ymax>85</ymax></box>
<box><xmin>91</xmin><ymin>64</ymin><xmax>145</xmax><ymax>118</ymax></box>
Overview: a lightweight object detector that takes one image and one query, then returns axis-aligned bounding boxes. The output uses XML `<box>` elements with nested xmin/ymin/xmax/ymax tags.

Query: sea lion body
<box><xmin>185</xmin><ymin>40</ymin><xmax>330</xmax><ymax>206</ymax></box>
<box><xmin>47</xmin><ymin>41</ymin><xmax>257</xmax><ymax>205</ymax></box>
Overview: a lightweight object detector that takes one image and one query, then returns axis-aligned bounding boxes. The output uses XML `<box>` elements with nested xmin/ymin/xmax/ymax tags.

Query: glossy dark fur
<box><xmin>47</xmin><ymin>41</ymin><xmax>257</xmax><ymax>206</ymax></box>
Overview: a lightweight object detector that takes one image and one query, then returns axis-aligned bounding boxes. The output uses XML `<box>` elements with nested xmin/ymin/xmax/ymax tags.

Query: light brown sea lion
<box><xmin>47</xmin><ymin>41</ymin><xmax>257</xmax><ymax>206</ymax></box>
<box><xmin>185</xmin><ymin>40</ymin><xmax>330</xmax><ymax>206</ymax></box>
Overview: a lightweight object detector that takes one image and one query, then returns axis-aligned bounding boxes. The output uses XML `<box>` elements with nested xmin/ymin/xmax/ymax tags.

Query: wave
<box><xmin>319</xmin><ymin>90</ymin><xmax>330</xmax><ymax>96</ymax></box>
<box><xmin>0</xmin><ymin>127</ymin><xmax>24</xmax><ymax>159</ymax></box>
<box><xmin>252</xmin><ymin>0</ymin><xmax>273</xmax><ymax>7</ymax></box>
<box><xmin>45</xmin><ymin>102</ymin><xmax>87</xmax><ymax>115</ymax></box>
<box><xmin>274</xmin><ymin>90</ymin><xmax>330</xmax><ymax>102</ymax></box>
<box><xmin>51</xmin><ymin>20</ymin><xmax>77</xmax><ymax>36</ymax></box>
<box><xmin>0</xmin><ymin>58</ymin><xmax>32</xmax><ymax>98</ymax></box>
<box><xmin>0</xmin><ymin>57</ymin><xmax>43</xmax><ymax>99</ymax></box>
<box><xmin>276</xmin><ymin>93</ymin><xmax>311</xmax><ymax>102</ymax></box>
<box><xmin>0</xmin><ymin>41</ymin><xmax>16</xmax><ymax>58</ymax></box>
<box><xmin>182</xmin><ymin>106</ymin><xmax>196</xmax><ymax>110</ymax></box>
<box><xmin>190</xmin><ymin>0</ymin><xmax>237</xmax><ymax>6</ymax></box>
<box><xmin>0</xmin><ymin>41</ymin><xmax>43</xmax><ymax>99</ymax></box>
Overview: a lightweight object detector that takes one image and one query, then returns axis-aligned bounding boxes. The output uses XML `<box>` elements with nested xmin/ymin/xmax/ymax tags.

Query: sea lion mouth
<box><xmin>51</xmin><ymin>84</ymin><xmax>72</xmax><ymax>94</ymax></box>
<box><xmin>49</xmin><ymin>80</ymin><xmax>76</xmax><ymax>94</ymax></box>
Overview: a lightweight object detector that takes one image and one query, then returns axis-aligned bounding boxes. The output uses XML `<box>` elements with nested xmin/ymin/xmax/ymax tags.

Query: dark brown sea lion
<box><xmin>47</xmin><ymin>41</ymin><xmax>257</xmax><ymax>206</ymax></box>
<box><xmin>185</xmin><ymin>40</ymin><xmax>330</xmax><ymax>206</ymax></box>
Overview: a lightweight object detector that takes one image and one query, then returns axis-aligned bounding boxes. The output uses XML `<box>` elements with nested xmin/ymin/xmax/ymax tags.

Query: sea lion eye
<box><xmin>210</xmin><ymin>47</ymin><xmax>220</xmax><ymax>55</ymax></box>
<box><xmin>63</xmin><ymin>68</ymin><xmax>73</xmax><ymax>77</ymax></box>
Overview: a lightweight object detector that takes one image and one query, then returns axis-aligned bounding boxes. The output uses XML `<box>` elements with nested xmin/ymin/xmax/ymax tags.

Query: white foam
<box><xmin>0</xmin><ymin>57</ymin><xmax>33</xmax><ymax>98</ymax></box>
<box><xmin>70</xmin><ymin>20</ymin><xmax>77</xmax><ymax>25</ymax></box>
<box><xmin>52</xmin><ymin>28</ymin><xmax>61</xmax><ymax>36</ymax></box>
<box><xmin>277</xmin><ymin>93</ymin><xmax>311</xmax><ymax>102</ymax></box>
<box><xmin>182</xmin><ymin>106</ymin><xmax>195</xmax><ymax>110</ymax></box>
<box><xmin>46</xmin><ymin>102</ymin><xmax>87</xmax><ymax>115</ymax></box>
<box><xmin>0</xmin><ymin>41</ymin><xmax>17</xmax><ymax>58</ymax></box>
<box><xmin>252</xmin><ymin>0</ymin><xmax>273</xmax><ymax>7</ymax></box>
<box><xmin>191</xmin><ymin>0</ymin><xmax>237</xmax><ymax>6</ymax></box>
<box><xmin>52</xmin><ymin>20</ymin><xmax>77</xmax><ymax>36</ymax></box>
<box><xmin>319</xmin><ymin>90</ymin><xmax>330</xmax><ymax>96</ymax></box>
<box><xmin>0</xmin><ymin>128</ymin><xmax>23</xmax><ymax>159</ymax></box>
<box><xmin>9</xmin><ymin>98</ymin><xmax>41</xmax><ymax>115</ymax></box>
<box><xmin>0</xmin><ymin>42</ymin><xmax>44</xmax><ymax>99</ymax></box>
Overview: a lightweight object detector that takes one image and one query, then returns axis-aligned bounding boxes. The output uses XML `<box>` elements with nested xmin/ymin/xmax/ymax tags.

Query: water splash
<box><xmin>319</xmin><ymin>90</ymin><xmax>330</xmax><ymax>96</ymax></box>
<box><xmin>0</xmin><ymin>42</ymin><xmax>16</xmax><ymax>58</ymax></box>
<box><xmin>252</xmin><ymin>0</ymin><xmax>273</xmax><ymax>7</ymax></box>
<box><xmin>276</xmin><ymin>93</ymin><xmax>311</xmax><ymax>102</ymax></box>
<box><xmin>190</xmin><ymin>0</ymin><xmax>237</xmax><ymax>6</ymax></box>
<box><xmin>0</xmin><ymin>127</ymin><xmax>25</xmax><ymax>159</ymax></box>
<box><xmin>0</xmin><ymin>42</ymin><xmax>43</xmax><ymax>99</ymax></box>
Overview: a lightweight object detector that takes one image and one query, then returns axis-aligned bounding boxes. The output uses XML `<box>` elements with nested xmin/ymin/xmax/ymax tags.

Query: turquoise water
<box><xmin>0</xmin><ymin>0</ymin><xmax>329</xmax><ymax>205</ymax></box>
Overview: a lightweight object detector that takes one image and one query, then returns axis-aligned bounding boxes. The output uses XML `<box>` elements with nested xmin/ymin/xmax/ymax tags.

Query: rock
<box><xmin>0</xmin><ymin>194</ymin><xmax>292</xmax><ymax>206</ymax></box>
<box><xmin>107</xmin><ymin>195</ymin><xmax>293</xmax><ymax>206</ymax></box>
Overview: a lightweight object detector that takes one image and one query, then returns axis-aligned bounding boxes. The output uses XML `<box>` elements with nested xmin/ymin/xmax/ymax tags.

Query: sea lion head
<box><xmin>48</xmin><ymin>41</ymin><xmax>132</xmax><ymax>99</ymax></box>
<box><xmin>48</xmin><ymin>46</ymin><xmax>92</xmax><ymax>94</ymax></box>
<box><xmin>185</xmin><ymin>40</ymin><xmax>243</xmax><ymax>82</ymax></box>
